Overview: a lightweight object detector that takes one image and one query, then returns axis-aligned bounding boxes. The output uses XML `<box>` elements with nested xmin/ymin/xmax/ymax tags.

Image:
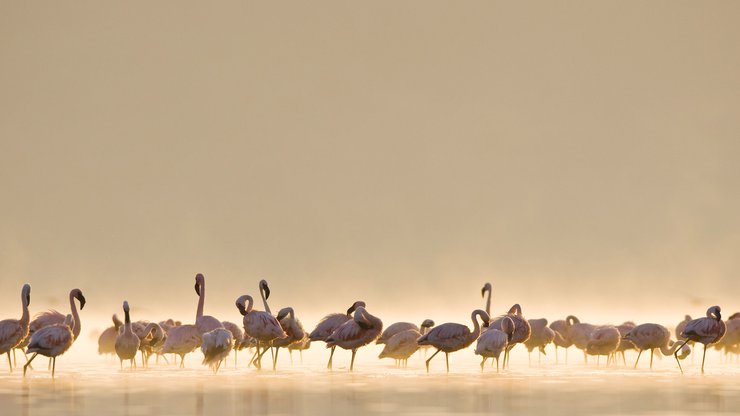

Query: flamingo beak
<box><xmin>263</xmin><ymin>285</ymin><xmax>270</xmax><ymax>300</ymax></box>
<box><xmin>77</xmin><ymin>294</ymin><xmax>86</xmax><ymax>309</ymax></box>
<box><xmin>481</xmin><ymin>287</ymin><xmax>486</xmax><ymax>297</ymax></box>
<box><xmin>236</xmin><ymin>302</ymin><xmax>247</xmax><ymax>316</ymax></box>
<box><xmin>277</xmin><ymin>310</ymin><xmax>287</xmax><ymax>321</ymax></box>
<box><xmin>26</xmin><ymin>294</ymin><xmax>30</xmax><ymax>306</ymax></box>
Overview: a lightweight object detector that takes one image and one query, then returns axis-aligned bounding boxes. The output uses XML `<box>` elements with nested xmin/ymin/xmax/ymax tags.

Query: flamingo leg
<box><xmin>701</xmin><ymin>343</ymin><xmax>707</xmax><ymax>374</ymax></box>
<box><xmin>52</xmin><ymin>357</ymin><xmax>56</xmax><ymax>379</ymax></box>
<box><xmin>673</xmin><ymin>340</ymin><xmax>687</xmax><ymax>374</ymax></box>
<box><xmin>12</xmin><ymin>349</ymin><xmax>17</xmax><ymax>369</ymax></box>
<box><xmin>327</xmin><ymin>346</ymin><xmax>336</xmax><ymax>370</ymax></box>
<box><xmin>496</xmin><ymin>357</ymin><xmax>500</xmax><ymax>373</ymax></box>
<box><xmin>622</xmin><ymin>351</ymin><xmax>626</xmax><ymax>366</ymax></box>
<box><xmin>7</xmin><ymin>352</ymin><xmax>12</xmax><ymax>373</ymax></box>
<box><xmin>180</xmin><ymin>354</ymin><xmax>186</xmax><ymax>368</ymax></box>
<box><xmin>273</xmin><ymin>347</ymin><xmax>280</xmax><ymax>371</ymax></box>
<box><xmin>350</xmin><ymin>348</ymin><xmax>357</xmax><ymax>372</ymax></box>
<box><xmin>480</xmin><ymin>357</ymin><xmax>487</xmax><ymax>371</ymax></box>
<box><xmin>23</xmin><ymin>353</ymin><xmax>38</xmax><ymax>377</ymax></box>
<box><xmin>425</xmin><ymin>349</ymin><xmax>441</xmax><ymax>373</ymax></box>
<box><xmin>289</xmin><ymin>350</ymin><xmax>293</xmax><ymax>365</ymax></box>
<box><xmin>445</xmin><ymin>352</ymin><xmax>449</xmax><ymax>373</ymax></box>
<box><xmin>634</xmin><ymin>349</ymin><xmax>643</xmax><ymax>369</ymax></box>
<box><xmin>250</xmin><ymin>346</ymin><xmax>259</xmax><ymax>368</ymax></box>
<box><xmin>650</xmin><ymin>349</ymin><xmax>654</xmax><ymax>369</ymax></box>
<box><xmin>48</xmin><ymin>358</ymin><xmax>52</xmax><ymax>371</ymax></box>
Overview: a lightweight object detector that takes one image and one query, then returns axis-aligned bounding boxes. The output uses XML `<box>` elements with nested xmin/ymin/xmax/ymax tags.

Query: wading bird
<box><xmin>585</xmin><ymin>326</ymin><xmax>620</xmax><ymax>365</ymax></box>
<box><xmin>379</xmin><ymin>328</ymin><xmax>422</xmax><ymax>366</ymax></box>
<box><xmin>418</xmin><ymin>309</ymin><xmax>489</xmax><ymax>373</ymax></box>
<box><xmin>221</xmin><ymin>321</ymin><xmax>245</xmax><ymax>367</ymax></box>
<box><xmin>549</xmin><ymin>318</ymin><xmax>573</xmax><ymax>363</ymax></box>
<box><xmin>160</xmin><ymin>324</ymin><xmax>201</xmax><ymax>368</ymax></box>
<box><xmin>115</xmin><ymin>301</ymin><xmax>141</xmax><ymax>369</ymax></box>
<box><xmin>676</xmin><ymin>306</ymin><xmax>726</xmax><ymax>373</ymax></box>
<box><xmin>377</xmin><ymin>319</ymin><xmax>435</xmax><ymax>345</ymax></box>
<box><xmin>97</xmin><ymin>314</ymin><xmax>123</xmax><ymax>356</ymax></box>
<box><xmin>24</xmin><ymin>314</ymin><xmax>74</xmax><ymax>378</ymax></box>
<box><xmin>475</xmin><ymin>315</ymin><xmax>513</xmax><ymax>372</ymax></box>
<box><xmin>273</xmin><ymin>307</ymin><xmax>306</xmax><ymax>369</ymax></box>
<box><xmin>326</xmin><ymin>306</ymin><xmax>383</xmax><ymax>372</ymax></box>
<box><xmin>623</xmin><ymin>323</ymin><xmax>690</xmax><ymax>371</ymax></box>
<box><xmin>194</xmin><ymin>274</ymin><xmax>224</xmax><ymax>334</ymax></box>
<box><xmin>481</xmin><ymin>283</ymin><xmax>492</xmax><ymax>317</ymax></box>
<box><xmin>489</xmin><ymin>304</ymin><xmax>531</xmax><ymax>368</ymax></box>
<box><xmin>566</xmin><ymin>315</ymin><xmax>595</xmax><ymax>364</ymax></box>
<box><xmin>201</xmin><ymin>327</ymin><xmax>234</xmax><ymax>373</ymax></box>
<box><xmin>309</xmin><ymin>301</ymin><xmax>365</xmax><ymax>369</ymax></box>
<box><xmin>524</xmin><ymin>318</ymin><xmax>555</xmax><ymax>364</ymax></box>
<box><xmin>236</xmin><ymin>294</ymin><xmax>286</xmax><ymax>370</ymax></box>
<box><xmin>0</xmin><ymin>284</ymin><xmax>31</xmax><ymax>372</ymax></box>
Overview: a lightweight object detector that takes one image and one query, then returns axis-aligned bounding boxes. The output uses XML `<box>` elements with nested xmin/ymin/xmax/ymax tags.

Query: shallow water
<box><xmin>1</xmin><ymin>348</ymin><xmax>738</xmax><ymax>416</ymax></box>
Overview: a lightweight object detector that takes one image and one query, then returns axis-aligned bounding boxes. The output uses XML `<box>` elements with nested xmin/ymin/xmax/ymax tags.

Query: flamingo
<box><xmin>160</xmin><ymin>324</ymin><xmax>201</xmax><ymax>368</ymax></box>
<box><xmin>23</xmin><ymin>314</ymin><xmax>74</xmax><ymax>378</ymax></box>
<box><xmin>194</xmin><ymin>273</ymin><xmax>224</xmax><ymax>334</ymax></box>
<box><xmin>201</xmin><ymin>328</ymin><xmax>234</xmax><ymax>373</ymax></box>
<box><xmin>566</xmin><ymin>315</ymin><xmax>595</xmax><ymax>363</ymax></box>
<box><xmin>489</xmin><ymin>304</ymin><xmax>531</xmax><ymax>368</ymax></box>
<box><xmin>377</xmin><ymin>319</ymin><xmax>435</xmax><ymax>344</ymax></box>
<box><xmin>623</xmin><ymin>323</ymin><xmax>690</xmax><ymax>371</ymax></box>
<box><xmin>481</xmin><ymin>282</ymin><xmax>492</xmax><ymax>317</ymax></box>
<box><xmin>309</xmin><ymin>301</ymin><xmax>365</xmax><ymax>369</ymax></box>
<box><xmin>379</xmin><ymin>328</ymin><xmax>422</xmax><ymax>367</ymax></box>
<box><xmin>418</xmin><ymin>309</ymin><xmax>489</xmax><ymax>373</ymax></box>
<box><xmin>475</xmin><ymin>315</ymin><xmax>513</xmax><ymax>372</ymax></box>
<box><xmin>676</xmin><ymin>306</ymin><xmax>726</xmax><ymax>373</ymax></box>
<box><xmin>549</xmin><ymin>318</ymin><xmax>573</xmax><ymax>363</ymax></box>
<box><xmin>273</xmin><ymin>307</ymin><xmax>306</xmax><ymax>369</ymax></box>
<box><xmin>0</xmin><ymin>283</ymin><xmax>31</xmax><ymax>372</ymax></box>
<box><xmin>235</xmin><ymin>294</ymin><xmax>286</xmax><ymax>370</ymax></box>
<box><xmin>676</xmin><ymin>315</ymin><xmax>692</xmax><ymax>341</ymax></box>
<box><xmin>585</xmin><ymin>326</ymin><xmax>620</xmax><ymax>365</ymax></box>
<box><xmin>221</xmin><ymin>321</ymin><xmax>245</xmax><ymax>367</ymax></box>
<box><xmin>523</xmin><ymin>318</ymin><xmax>555</xmax><ymax>364</ymax></box>
<box><xmin>325</xmin><ymin>305</ymin><xmax>383</xmax><ymax>372</ymax></box>
<box><xmin>97</xmin><ymin>314</ymin><xmax>123</xmax><ymax>356</ymax></box>
<box><xmin>27</xmin><ymin>288</ymin><xmax>85</xmax><ymax>369</ymax></box>
<box><xmin>132</xmin><ymin>322</ymin><xmax>166</xmax><ymax>367</ymax></box>
<box><xmin>115</xmin><ymin>301</ymin><xmax>140</xmax><ymax>369</ymax></box>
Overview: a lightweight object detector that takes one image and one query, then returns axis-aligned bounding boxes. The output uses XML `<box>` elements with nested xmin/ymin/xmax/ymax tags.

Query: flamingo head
<box><xmin>481</xmin><ymin>282</ymin><xmax>491</xmax><ymax>297</ymax></box>
<box><xmin>728</xmin><ymin>312</ymin><xmax>740</xmax><ymax>320</ymax></box>
<box><xmin>508</xmin><ymin>303</ymin><xmax>523</xmax><ymax>316</ymax></box>
<box><xmin>123</xmin><ymin>300</ymin><xmax>130</xmax><ymax>312</ymax></box>
<box><xmin>276</xmin><ymin>307</ymin><xmax>293</xmax><ymax>321</ymax></box>
<box><xmin>347</xmin><ymin>301</ymin><xmax>366</xmax><ymax>316</ymax></box>
<box><xmin>421</xmin><ymin>319</ymin><xmax>435</xmax><ymax>328</ymax></box>
<box><xmin>22</xmin><ymin>283</ymin><xmax>31</xmax><ymax>306</ymax></box>
<box><xmin>566</xmin><ymin>315</ymin><xmax>580</xmax><ymax>326</ymax></box>
<box><xmin>72</xmin><ymin>288</ymin><xmax>86</xmax><ymax>309</ymax></box>
<box><xmin>235</xmin><ymin>295</ymin><xmax>251</xmax><ymax>316</ymax></box>
<box><xmin>259</xmin><ymin>280</ymin><xmax>270</xmax><ymax>299</ymax></box>
<box><xmin>194</xmin><ymin>274</ymin><xmax>205</xmax><ymax>296</ymax></box>
<box><xmin>707</xmin><ymin>305</ymin><xmax>722</xmax><ymax>321</ymax></box>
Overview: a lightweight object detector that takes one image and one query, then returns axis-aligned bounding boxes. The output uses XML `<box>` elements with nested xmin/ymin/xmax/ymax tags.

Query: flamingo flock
<box><xmin>1</xmin><ymin>279</ymin><xmax>737</xmax><ymax>378</ymax></box>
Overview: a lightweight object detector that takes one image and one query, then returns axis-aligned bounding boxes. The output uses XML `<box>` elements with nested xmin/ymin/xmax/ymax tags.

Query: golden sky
<box><xmin>1</xmin><ymin>2</ymin><xmax>738</xmax><ymax>324</ymax></box>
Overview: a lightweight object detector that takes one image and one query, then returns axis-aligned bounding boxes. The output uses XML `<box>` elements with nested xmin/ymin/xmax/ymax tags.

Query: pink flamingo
<box><xmin>115</xmin><ymin>301</ymin><xmax>140</xmax><ymax>369</ymax></box>
<box><xmin>23</xmin><ymin>314</ymin><xmax>74</xmax><ymax>378</ymax></box>
<box><xmin>160</xmin><ymin>324</ymin><xmax>201</xmax><ymax>368</ymax></box>
<box><xmin>489</xmin><ymin>304</ymin><xmax>531</xmax><ymax>368</ymax></box>
<box><xmin>481</xmin><ymin>283</ymin><xmax>492</xmax><ymax>317</ymax></box>
<box><xmin>524</xmin><ymin>318</ymin><xmax>555</xmax><ymax>364</ymax></box>
<box><xmin>377</xmin><ymin>319</ymin><xmax>435</xmax><ymax>344</ymax></box>
<box><xmin>325</xmin><ymin>305</ymin><xmax>383</xmax><ymax>372</ymax></box>
<box><xmin>201</xmin><ymin>328</ymin><xmax>234</xmax><ymax>373</ymax></box>
<box><xmin>549</xmin><ymin>318</ymin><xmax>573</xmax><ymax>363</ymax></box>
<box><xmin>0</xmin><ymin>284</ymin><xmax>31</xmax><ymax>372</ymax></box>
<box><xmin>585</xmin><ymin>326</ymin><xmax>620</xmax><ymax>365</ymax></box>
<box><xmin>475</xmin><ymin>315</ymin><xmax>513</xmax><ymax>372</ymax></box>
<box><xmin>97</xmin><ymin>314</ymin><xmax>123</xmax><ymax>356</ymax></box>
<box><xmin>194</xmin><ymin>274</ymin><xmax>224</xmax><ymax>334</ymax></box>
<box><xmin>623</xmin><ymin>323</ymin><xmax>690</xmax><ymax>371</ymax></box>
<box><xmin>676</xmin><ymin>306</ymin><xmax>726</xmax><ymax>373</ymax></box>
<box><xmin>418</xmin><ymin>309</ymin><xmax>489</xmax><ymax>373</ymax></box>
<box><xmin>236</xmin><ymin>294</ymin><xmax>286</xmax><ymax>370</ymax></box>
<box><xmin>379</xmin><ymin>328</ymin><xmax>422</xmax><ymax>367</ymax></box>
<box><xmin>309</xmin><ymin>301</ymin><xmax>365</xmax><ymax>369</ymax></box>
<box><xmin>273</xmin><ymin>307</ymin><xmax>306</xmax><ymax>369</ymax></box>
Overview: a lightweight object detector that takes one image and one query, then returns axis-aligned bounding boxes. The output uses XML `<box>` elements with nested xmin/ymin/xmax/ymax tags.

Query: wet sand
<box><xmin>1</xmin><ymin>347</ymin><xmax>738</xmax><ymax>416</ymax></box>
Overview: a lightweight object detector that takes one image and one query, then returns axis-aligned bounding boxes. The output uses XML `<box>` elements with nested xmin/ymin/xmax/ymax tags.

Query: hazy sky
<box><xmin>1</xmin><ymin>2</ymin><xmax>738</xmax><ymax>324</ymax></box>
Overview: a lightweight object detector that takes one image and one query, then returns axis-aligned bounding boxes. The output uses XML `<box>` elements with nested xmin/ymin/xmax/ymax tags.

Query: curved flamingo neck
<box><xmin>245</xmin><ymin>296</ymin><xmax>254</xmax><ymax>314</ymax></box>
<box><xmin>660</xmin><ymin>340</ymin><xmax>684</xmax><ymax>356</ymax></box>
<box><xmin>470</xmin><ymin>311</ymin><xmax>483</xmax><ymax>340</ymax></box>
<box><xmin>69</xmin><ymin>291</ymin><xmax>81</xmax><ymax>339</ymax></box>
<box><xmin>260</xmin><ymin>286</ymin><xmax>271</xmax><ymax>315</ymax></box>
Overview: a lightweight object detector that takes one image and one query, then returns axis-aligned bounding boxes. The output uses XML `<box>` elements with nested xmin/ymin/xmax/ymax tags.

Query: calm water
<box><xmin>1</xmin><ymin>347</ymin><xmax>738</xmax><ymax>416</ymax></box>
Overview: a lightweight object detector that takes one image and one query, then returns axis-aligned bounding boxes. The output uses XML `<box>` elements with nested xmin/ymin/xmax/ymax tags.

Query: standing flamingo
<box><xmin>418</xmin><ymin>309</ymin><xmax>489</xmax><ymax>373</ymax></box>
<box><xmin>236</xmin><ymin>294</ymin><xmax>286</xmax><ymax>370</ymax></box>
<box><xmin>676</xmin><ymin>306</ymin><xmax>726</xmax><ymax>373</ymax></box>
<box><xmin>201</xmin><ymin>328</ymin><xmax>234</xmax><ymax>373</ymax></box>
<box><xmin>273</xmin><ymin>307</ymin><xmax>305</xmax><ymax>369</ymax></box>
<box><xmin>489</xmin><ymin>304</ymin><xmax>531</xmax><ymax>368</ymax></box>
<box><xmin>0</xmin><ymin>284</ymin><xmax>31</xmax><ymax>372</ymax></box>
<box><xmin>194</xmin><ymin>274</ymin><xmax>224</xmax><ymax>334</ymax></box>
<box><xmin>97</xmin><ymin>314</ymin><xmax>123</xmax><ymax>356</ymax></box>
<box><xmin>309</xmin><ymin>301</ymin><xmax>365</xmax><ymax>369</ymax></box>
<box><xmin>115</xmin><ymin>301</ymin><xmax>140</xmax><ymax>369</ymax></box>
<box><xmin>379</xmin><ymin>328</ymin><xmax>422</xmax><ymax>367</ymax></box>
<box><xmin>26</xmin><ymin>288</ymin><xmax>85</xmax><ymax>369</ymax></box>
<box><xmin>475</xmin><ymin>315</ymin><xmax>513</xmax><ymax>372</ymax></box>
<box><xmin>325</xmin><ymin>305</ymin><xmax>383</xmax><ymax>372</ymax></box>
<box><xmin>288</xmin><ymin>336</ymin><xmax>311</xmax><ymax>364</ymax></box>
<box><xmin>132</xmin><ymin>321</ymin><xmax>166</xmax><ymax>367</ymax></box>
<box><xmin>566</xmin><ymin>315</ymin><xmax>596</xmax><ymax>364</ymax></box>
<box><xmin>585</xmin><ymin>326</ymin><xmax>620</xmax><ymax>365</ymax></box>
<box><xmin>523</xmin><ymin>318</ymin><xmax>555</xmax><ymax>364</ymax></box>
<box><xmin>623</xmin><ymin>323</ymin><xmax>690</xmax><ymax>371</ymax></box>
<box><xmin>160</xmin><ymin>324</ymin><xmax>201</xmax><ymax>368</ymax></box>
<box><xmin>481</xmin><ymin>283</ymin><xmax>492</xmax><ymax>317</ymax></box>
<box><xmin>615</xmin><ymin>321</ymin><xmax>636</xmax><ymax>365</ymax></box>
<box><xmin>23</xmin><ymin>314</ymin><xmax>74</xmax><ymax>378</ymax></box>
